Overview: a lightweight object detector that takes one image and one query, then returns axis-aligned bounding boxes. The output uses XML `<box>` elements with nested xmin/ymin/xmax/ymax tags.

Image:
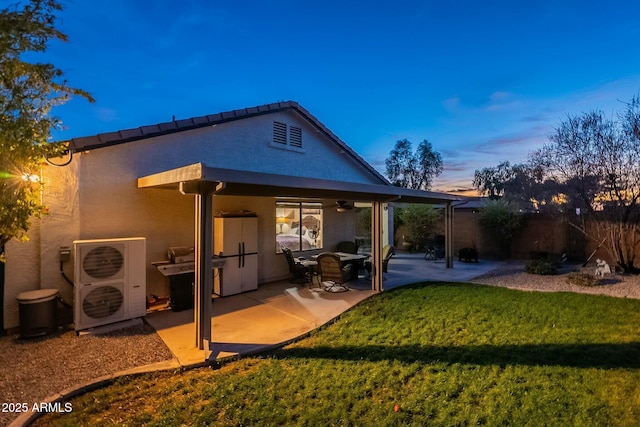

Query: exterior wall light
<box><xmin>22</xmin><ymin>173</ymin><xmax>41</xmax><ymax>183</ymax></box>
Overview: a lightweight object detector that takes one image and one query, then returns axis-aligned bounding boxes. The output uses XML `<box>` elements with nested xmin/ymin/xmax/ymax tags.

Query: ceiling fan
<box><xmin>321</xmin><ymin>200</ymin><xmax>356</xmax><ymax>212</ymax></box>
<box><xmin>335</xmin><ymin>200</ymin><xmax>354</xmax><ymax>213</ymax></box>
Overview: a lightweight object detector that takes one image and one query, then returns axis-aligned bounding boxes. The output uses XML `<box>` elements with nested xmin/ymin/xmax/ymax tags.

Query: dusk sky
<box><xmin>41</xmin><ymin>0</ymin><xmax>640</xmax><ymax>194</ymax></box>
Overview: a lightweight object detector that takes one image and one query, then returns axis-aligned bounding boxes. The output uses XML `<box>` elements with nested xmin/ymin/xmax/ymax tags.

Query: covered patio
<box><xmin>138</xmin><ymin>163</ymin><xmax>463</xmax><ymax>361</ymax></box>
<box><xmin>138</xmin><ymin>162</ymin><xmax>463</xmax><ymax>361</ymax></box>
<box><xmin>145</xmin><ymin>254</ymin><xmax>503</xmax><ymax>366</ymax></box>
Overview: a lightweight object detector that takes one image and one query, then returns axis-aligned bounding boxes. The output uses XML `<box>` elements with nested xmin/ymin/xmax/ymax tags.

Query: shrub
<box><xmin>398</xmin><ymin>204</ymin><xmax>441</xmax><ymax>252</ymax></box>
<box><xmin>529</xmin><ymin>251</ymin><xmax>563</xmax><ymax>266</ymax></box>
<box><xmin>525</xmin><ymin>259</ymin><xmax>557</xmax><ymax>275</ymax></box>
<box><xmin>477</xmin><ymin>199</ymin><xmax>524</xmax><ymax>258</ymax></box>
<box><xmin>529</xmin><ymin>251</ymin><xmax>549</xmax><ymax>261</ymax></box>
<box><xmin>566</xmin><ymin>272</ymin><xmax>600</xmax><ymax>287</ymax></box>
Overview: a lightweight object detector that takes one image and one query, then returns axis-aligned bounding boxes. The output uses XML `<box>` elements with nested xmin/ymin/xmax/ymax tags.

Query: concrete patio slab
<box><xmin>145</xmin><ymin>281</ymin><xmax>375</xmax><ymax>366</ymax></box>
<box><xmin>383</xmin><ymin>253</ymin><xmax>504</xmax><ymax>289</ymax></box>
<box><xmin>145</xmin><ymin>253</ymin><xmax>503</xmax><ymax>366</ymax></box>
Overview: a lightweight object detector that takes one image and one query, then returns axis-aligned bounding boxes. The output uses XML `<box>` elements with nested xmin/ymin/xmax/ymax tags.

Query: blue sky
<box><xmin>42</xmin><ymin>0</ymin><xmax>640</xmax><ymax>193</ymax></box>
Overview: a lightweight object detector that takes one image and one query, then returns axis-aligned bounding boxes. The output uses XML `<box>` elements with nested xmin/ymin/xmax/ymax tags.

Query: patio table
<box><xmin>295</xmin><ymin>257</ymin><xmax>319</xmax><ymax>287</ymax></box>
<box><xmin>333</xmin><ymin>252</ymin><xmax>368</xmax><ymax>262</ymax></box>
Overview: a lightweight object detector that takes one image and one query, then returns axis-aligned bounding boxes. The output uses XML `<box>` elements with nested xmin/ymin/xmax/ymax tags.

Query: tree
<box><xmin>385</xmin><ymin>139</ymin><xmax>443</xmax><ymax>190</ymax></box>
<box><xmin>398</xmin><ymin>204</ymin><xmax>441</xmax><ymax>251</ymax></box>
<box><xmin>0</xmin><ymin>0</ymin><xmax>93</xmax><ymax>261</ymax></box>
<box><xmin>472</xmin><ymin>161</ymin><xmax>515</xmax><ymax>199</ymax></box>
<box><xmin>533</xmin><ymin>97</ymin><xmax>640</xmax><ymax>273</ymax></box>
<box><xmin>477</xmin><ymin>198</ymin><xmax>524</xmax><ymax>259</ymax></box>
<box><xmin>473</xmin><ymin>160</ymin><xmax>560</xmax><ymax>213</ymax></box>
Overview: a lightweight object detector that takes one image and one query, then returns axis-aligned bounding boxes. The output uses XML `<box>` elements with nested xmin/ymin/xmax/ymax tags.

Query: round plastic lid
<box><xmin>17</xmin><ymin>288</ymin><xmax>59</xmax><ymax>303</ymax></box>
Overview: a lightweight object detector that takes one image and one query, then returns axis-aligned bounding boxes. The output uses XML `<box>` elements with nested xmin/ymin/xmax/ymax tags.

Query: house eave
<box><xmin>138</xmin><ymin>162</ymin><xmax>461</xmax><ymax>204</ymax></box>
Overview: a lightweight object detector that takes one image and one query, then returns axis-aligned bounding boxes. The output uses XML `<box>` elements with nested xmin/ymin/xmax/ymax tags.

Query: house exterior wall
<box><xmin>71</xmin><ymin>110</ymin><xmax>380</xmax><ymax>291</ymax></box>
<box><xmin>83</xmin><ymin>111</ymin><xmax>382</xmax><ymax>185</ymax></box>
<box><xmin>4</xmin><ymin>221</ymin><xmax>41</xmax><ymax>329</ymax></box>
<box><xmin>4</xmin><ymin>159</ymin><xmax>80</xmax><ymax>329</ymax></box>
<box><xmin>40</xmin><ymin>159</ymin><xmax>81</xmax><ymax>307</ymax></box>
<box><xmin>3</xmin><ymin>109</ymin><xmax>379</xmax><ymax>329</ymax></box>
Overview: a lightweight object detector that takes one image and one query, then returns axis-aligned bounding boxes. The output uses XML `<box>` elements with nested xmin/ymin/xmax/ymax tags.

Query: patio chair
<box><xmin>281</xmin><ymin>247</ymin><xmax>308</xmax><ymax>284</ymax></box>
<box><xmin>382</xmin><ymin>244</ymin><xmax>395</xmax><ymax>273</ymax></box>
<box><xmin>317</xmin><ymin>253</ymin><xmax>352</xmax><ymax>285</ymax></box>
<box><xmin>363</xmin><ymin>244</ymin><xmax>395</xmax><ymax>275</ymax></box>
<box><xmin>424</xmin><ymin>235</ymin><xmax>445</xmax><ymax>261</ymax></box>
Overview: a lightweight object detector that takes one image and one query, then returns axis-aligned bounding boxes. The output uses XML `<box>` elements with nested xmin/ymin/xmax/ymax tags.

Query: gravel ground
<box><xmin>0</xmin><ymin>321</ymin><xmax>174</xmax><ymax>426</ymax></box>
<box><xmin>470</xmin><ymin>261</ymin><xmax>640</xmax><ymax>299</ymax></box>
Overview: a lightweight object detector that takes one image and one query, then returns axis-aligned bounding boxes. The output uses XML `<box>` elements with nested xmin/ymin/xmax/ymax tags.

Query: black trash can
<box><xmin>17</xmin><ymin>288</ymin><xmax>59</xmax><ymax>338</ymax></box>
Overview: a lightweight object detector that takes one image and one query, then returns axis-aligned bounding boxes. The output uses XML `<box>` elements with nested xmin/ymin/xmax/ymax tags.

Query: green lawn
<box><xmin>36</xmin><ymin>283</ymin><xmax>640</xmax><ymax>426</ymax></box>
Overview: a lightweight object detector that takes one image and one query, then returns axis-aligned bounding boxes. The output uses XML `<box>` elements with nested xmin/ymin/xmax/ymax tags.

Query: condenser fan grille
<box><xmin>83</xmin><ymin>245</ymin><xmax>124</xmax><ymax>279</ymax></box>
<box><xmin>82</xmin><ymin>286</ymin><xmax>124</xmax><ymax>319</ymax></box>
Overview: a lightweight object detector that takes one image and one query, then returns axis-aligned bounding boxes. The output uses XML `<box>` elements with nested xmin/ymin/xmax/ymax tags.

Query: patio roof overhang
<box><xmin>137</xmin><ymin>162</ymin><xmax>461</xmax><ymax>359</ymax></box>
<box><xmin>137</xmin><ymin>162</ymin><xmax>462</xmax><ymax>204</ymax></box>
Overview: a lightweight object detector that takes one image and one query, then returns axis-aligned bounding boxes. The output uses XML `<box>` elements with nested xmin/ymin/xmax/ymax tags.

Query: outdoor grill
<box><xmin>153</xmin><ymin>246</ymin><xmax>225</xmax><ymax>311</ymax></box>
<box><xmin>155</xmin><ymin>246</ymin><xmax>226</xmax><ymax>276</ymax></box>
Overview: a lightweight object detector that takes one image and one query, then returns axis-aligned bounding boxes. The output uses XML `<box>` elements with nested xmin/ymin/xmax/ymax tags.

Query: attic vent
<box><xmin>289</xmin><ymin>126</ymin><xmax>302</xmax><ymax>148</ymax></box>
<box><xmin>271</xmin><ymin>121</ymin><xmax>304</xmax><ymax>151</ymax></box>
<box><xmin>273</xmin><ymin>121</ymin><xmax>287</xmax><ymax>145</ymax></box>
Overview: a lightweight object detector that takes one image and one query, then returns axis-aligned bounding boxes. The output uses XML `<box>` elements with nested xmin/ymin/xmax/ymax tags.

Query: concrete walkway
<box><xmin>145</xmin><ymin>253</ymin><xmax>503</xmax><ymax>366</ymax></box>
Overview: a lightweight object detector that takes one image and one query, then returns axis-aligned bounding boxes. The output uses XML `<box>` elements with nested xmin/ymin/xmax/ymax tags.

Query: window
<box><xmin>275</xmin><ymin>202</ymin><xmax>322</xmax><ymax>253</ymax></box>
<box><xmin>271</xmin><ymin>121</ymin><xmax>303</xmax><ymax>150</ymax></box>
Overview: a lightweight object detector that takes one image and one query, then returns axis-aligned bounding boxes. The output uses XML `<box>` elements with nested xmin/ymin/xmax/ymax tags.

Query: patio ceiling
<box><xmin>137</xmin><ymin>162</ymin><xmax>462</xmax><ymax>204</ymax></box>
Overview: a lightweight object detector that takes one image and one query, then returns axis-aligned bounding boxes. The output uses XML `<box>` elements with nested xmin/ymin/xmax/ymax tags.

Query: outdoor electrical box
<box><xmin>59</xmin><ymin>246</ymin><xmax>71</xmax><ymax>262</ymax></box>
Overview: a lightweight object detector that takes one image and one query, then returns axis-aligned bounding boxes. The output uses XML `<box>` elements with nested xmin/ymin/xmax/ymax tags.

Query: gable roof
<box><xmin>67</xmin><ymin>100</ymin><xmax>389</xmax><ymax>185</ymax></box>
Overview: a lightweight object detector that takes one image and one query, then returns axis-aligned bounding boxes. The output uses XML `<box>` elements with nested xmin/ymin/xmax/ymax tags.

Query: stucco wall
<box><xmin>4</xmin><ymin>159</ymin><xmax>80</xmax><ymax>329</ymax></box>
<box><xmin>41</xmin><ymin>159</ymin><xmax>80</xmax><ymax>307</ymax></box>
<box><xmin>4</xmin><ymin>221</ymin><xmax>41</xmax><ymax>329</ymax></box>
<box><xmin>4</xmin><ymin>110</ymin><xmax>382</xmax><ymax>329</ymax></box>
<box><xmin>91</xmin><ymin>111</ymin><xmax>383</xmax><ymax>185</ymax></box>
<box><xmin>72</xmin><ymin>110</ymin><xmax>378</xmax><ymax>293</ymax></box>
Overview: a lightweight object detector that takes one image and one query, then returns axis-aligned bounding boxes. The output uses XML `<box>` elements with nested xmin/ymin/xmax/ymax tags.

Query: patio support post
<box><xmin>180</xmin><ymin>181</ymin><xmax>218</xmax><ymax>358</ymax></box>
<box><xmin>371</xmin><ymin>201</ymin><xmax>384</xmax><ymax>292</ymax></box>
<box><xmin>445</xmin><ymin>201</ymin><xmax>454</xmax><ymax>268</ymax></box>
